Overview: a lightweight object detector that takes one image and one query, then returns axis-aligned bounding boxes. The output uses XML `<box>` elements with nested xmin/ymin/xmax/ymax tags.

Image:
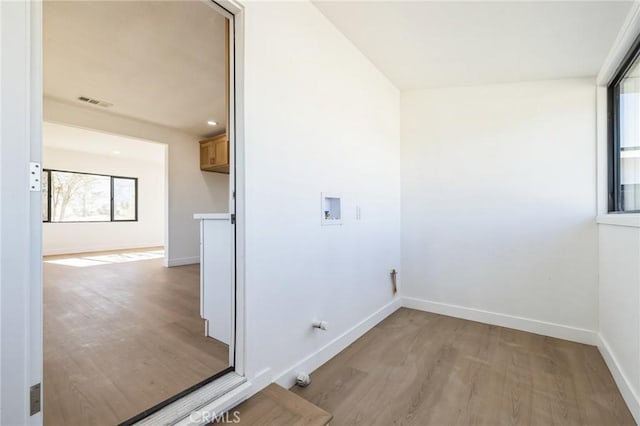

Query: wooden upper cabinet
<box><xmin>200</xmin><ymin>20</ymin><xmax>231</xmax><ymax>175</ymax></box>
<box><xmin>199</xmin><ymin>133</ymin><xmax>229</xmax><ymax>174</ymax></box>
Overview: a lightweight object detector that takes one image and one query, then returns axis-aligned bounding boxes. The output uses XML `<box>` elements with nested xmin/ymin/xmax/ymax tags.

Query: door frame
<box><xmin>0</xmin><ymin>0</ymin><xmax>43</xmax><ymax>424</ymax></box>
<box><xmin>0</xmin><ymin>0</ymin><xmax>247</xmax><ymax>424</ymax></box>
<box><xmin>210</xmin><ymin>0</ymin><xmax>246</xmax><ymax>377</ymax></box>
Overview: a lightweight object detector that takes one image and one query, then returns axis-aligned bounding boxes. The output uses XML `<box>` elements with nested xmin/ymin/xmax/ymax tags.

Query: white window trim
<box><xmin>596</xmin><ymin>213</ymin><xmax>640</xmax><ymax>228</ymax></box>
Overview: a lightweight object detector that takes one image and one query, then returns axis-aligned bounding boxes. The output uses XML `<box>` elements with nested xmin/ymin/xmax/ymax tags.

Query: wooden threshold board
<box><xmin>213</xmin><ymin>384</ymin><xmax>332</xmax><ymax>425</ymax></box>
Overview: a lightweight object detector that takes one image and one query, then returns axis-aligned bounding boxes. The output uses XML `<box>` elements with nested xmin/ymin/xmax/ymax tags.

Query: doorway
<box><xmin>41</xmin><ymin>1</ymin><xmax>237</xmax><ymax>424</ymax></box>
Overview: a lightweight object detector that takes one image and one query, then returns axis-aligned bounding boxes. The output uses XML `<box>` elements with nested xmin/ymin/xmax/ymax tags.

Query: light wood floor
<box><xmin>43</xmin><ymin>251</ymin><xmax>229</xmax><ymax>426</ymax></box>
<box><xmin>217</xmin><ymin>384</ymin><xmax>332</xmax><ymax>425</ymax></box>
<box><xmin>292</xmin><ymin>308</ymin><xmax>635</xmax><ymax>426</ymax></box>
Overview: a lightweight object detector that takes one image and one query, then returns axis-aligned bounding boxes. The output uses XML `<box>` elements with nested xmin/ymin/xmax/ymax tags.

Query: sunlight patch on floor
<box><xmin>45</xmin><ymin>250</ymin><xmax>165</xmax><ymax>267</ymax></box>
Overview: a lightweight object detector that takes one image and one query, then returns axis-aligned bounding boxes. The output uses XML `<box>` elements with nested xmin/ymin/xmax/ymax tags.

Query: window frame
<box><xmin>608</xmin><ymin>34</ymin><xmax>640</xmax><ymax>213</ymax></box>
<box><xmin>42</xmin><ymin>169</ymin><xmax>138</xmax><ymax>223</ymax></box>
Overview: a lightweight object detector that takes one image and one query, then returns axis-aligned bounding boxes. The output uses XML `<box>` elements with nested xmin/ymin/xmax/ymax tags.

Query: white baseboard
<box><xmin>165</xmin><ymin>256</ymin><xmax>200</xmax><ymax>267</ymax></box>
<box><xmin>273</xmin><ymin>297</ymin><xmax>403</xmax><ymax>388</ymax></box>
<box><xmin>247</xmin><ymin>368</ymin><xmax>274</xmax><ymax>394</ymax></box>
<box><xmin>43</xmin><ymin>243</ymin><xmax>163</xmax><ymax>256</ymax></box>
<box><xmin>402</xmin><ymin>296</ymin><xmax>598</xmax><ymax>345</ymax></box>
<box><xmin>597</xmin><ymin>334</ymin><xmax>640</xmax><ymax>424</ymax></box>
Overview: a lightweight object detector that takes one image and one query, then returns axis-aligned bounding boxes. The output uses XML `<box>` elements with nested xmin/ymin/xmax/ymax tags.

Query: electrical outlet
<box><xmin>356</xmin><ymin>206</ymin><xmax>362</xmax><ymax>220</ymax></box>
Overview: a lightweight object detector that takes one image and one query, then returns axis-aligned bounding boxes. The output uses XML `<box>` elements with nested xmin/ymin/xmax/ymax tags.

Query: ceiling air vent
<box><xmin>77</xmin><ymin>96</ymin><xmax>113</xmax><ymax>108</ymax></box>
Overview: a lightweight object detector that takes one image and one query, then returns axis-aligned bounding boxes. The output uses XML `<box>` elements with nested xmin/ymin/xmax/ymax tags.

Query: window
<box><xmin>113</xmin><ymin>177</ymin><xmax>137</xmax><ymax>221</ymax></box>
<box><xmin>42</xmin><ymin>169</ymin><xmax>137</xmax><ymax>222</ymax></box>
<box><xmin>609</xmin><ymin>40</ymin><xmax>640</xmax><ymax>213</ymax></box>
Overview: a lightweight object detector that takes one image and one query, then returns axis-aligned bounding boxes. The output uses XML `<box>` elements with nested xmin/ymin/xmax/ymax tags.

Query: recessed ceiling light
<box><xmin>113</xmin><ymin>151</ymin><xmax>121</xmax><ymax>155</ymax></box>
<box><xmin>207</xmin><ymin>120</ymin><xmax>218</xmax><ymax>126</ymax></box>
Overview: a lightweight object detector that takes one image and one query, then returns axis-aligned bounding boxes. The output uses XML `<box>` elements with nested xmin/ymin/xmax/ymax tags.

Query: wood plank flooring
<box><xmin>292</xmin><ymin>308</ymin><xmax>635</xmax><ymax>426</ymax></box>
<box><xmin>44</xmin><ymin>250</ymin><xmax>229</xmax><ymax>425</ymax></box>
<box><xmin>216</xmin><ymin>384</ymin><xmax>332</xmax><ymax>425</ymax></box>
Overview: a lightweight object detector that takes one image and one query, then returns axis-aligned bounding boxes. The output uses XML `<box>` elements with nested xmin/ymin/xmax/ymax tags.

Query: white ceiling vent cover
<box><xmin>77</xmin><ymin>96</ymin><xmax>113</xmax><ymax>108</ymax></box>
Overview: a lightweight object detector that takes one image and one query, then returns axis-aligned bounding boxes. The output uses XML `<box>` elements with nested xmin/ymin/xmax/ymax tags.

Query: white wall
<box><xmin>401</xmin><ymin>79</ymin><xmax>599</xmax><ymax>340</ymax></box>
<box><xmin>598</xmin><ymin>223</ymin><xmax>640</xmax><ymax>421</ymax></box>
<box><xmin>42</xmin><ymin>143</ymin><xmax>165</xmax><ymax>255</ymax></box>
<box><xmin>43</xmin><ymin>97</ymin><xmax>229</xmax><ymax>266</ymax></box>
<box><xmin>242</xmin><ymin>1</ymin><xmax>401</xmax><ymax>384</ymax></box>
<box><xmin>594</xmin><ymin>8</ymin><xmax>640</xmax><ymax>420</ymax></box>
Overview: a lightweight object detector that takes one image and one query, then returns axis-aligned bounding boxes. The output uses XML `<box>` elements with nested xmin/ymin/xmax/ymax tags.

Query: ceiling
<box><xmin>313</xmin><ymin>1</ymin><xmax>634</xmax><ymax>90</ymax></box>
<box><xmin>43</xmin><ymin>122</ymin><xmax>165</xmax><ymax>163</ymax></box>
<box><xmin>44</xmin><ymin>1</ymin><xmax>227</xmax><ymax>138</ymax></box>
